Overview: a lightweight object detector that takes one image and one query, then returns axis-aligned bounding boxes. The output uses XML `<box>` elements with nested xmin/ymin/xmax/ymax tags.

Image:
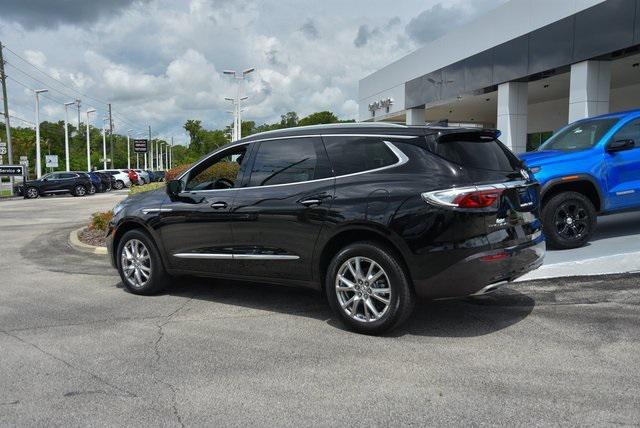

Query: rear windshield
<box><xmin>430</xmin><ymin>133</ymin><xmax>519</xmax><ymax>172</ymax></box>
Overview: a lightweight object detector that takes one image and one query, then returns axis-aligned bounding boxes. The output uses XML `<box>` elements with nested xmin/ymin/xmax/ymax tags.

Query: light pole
<box><xmin>102</xmin><ymin>117</ymin><xmax>108</xmax><ymax>170</ymax></box>
<box><xmin>34</xmin><ymin>89</ymin><xmax>48</xmax><ymax>178</ymax></box>
<box><xmin>127</xmin><ymin>129</ymin><xmax>133</xmax><ymax>170</ymax></box>
<box><xmin>223</xmin><ymin>68</ymin><xmax>254</xmax><ymax>141</ymax></box>
<box><xmin>85</xmin><ymin>108</ymin><xmax>96</xmax><ymax>171</ymax></box>
<box><xmin>63</xmin><ymin>101</ymin><xmax>75</xmax><ymax>172</ymax></box>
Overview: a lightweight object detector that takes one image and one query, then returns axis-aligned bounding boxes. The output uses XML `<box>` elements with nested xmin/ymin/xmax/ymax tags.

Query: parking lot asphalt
<box><xmin>1</xmin><ymin>193</ymin><xmax>639</xmax><ymax>426</ymax></box>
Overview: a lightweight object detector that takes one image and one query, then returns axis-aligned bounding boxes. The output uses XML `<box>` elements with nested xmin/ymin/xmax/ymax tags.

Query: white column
<box><xmin>406</xmin><ymin>108</ymin><xmax>425</xmax><ymax>125</ymax></box>
<box><xmin>568</xmin><ymin>60</ymin><xmax>611</xmax><ymax>123</ymax></box>
<box><xmin>497</xmin><ymin>81</ymin><xmax>528</xmax><ymax>154</ymax></box>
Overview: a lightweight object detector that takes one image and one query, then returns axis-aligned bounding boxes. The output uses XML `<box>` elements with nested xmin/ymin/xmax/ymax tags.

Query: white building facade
<box><xmin>359</xmin><ymin>0</ymin><xmax>640</xmax><ymax>153</ymax></box>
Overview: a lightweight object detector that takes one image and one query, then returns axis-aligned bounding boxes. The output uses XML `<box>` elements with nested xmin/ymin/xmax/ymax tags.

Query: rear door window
<box><xmin>248</xmin><ymin>137</ymin><xmax>330</xmax><ymax>187</ymax></box>
<box><xmin>322</xmin><ymin>136</ymin><xmax>399</xmax><ymax>176</ymax></box>
<box><xmin>430</xmin><ymin>133</ymin><xmax>519</xmax><ymax>171</ymax></box>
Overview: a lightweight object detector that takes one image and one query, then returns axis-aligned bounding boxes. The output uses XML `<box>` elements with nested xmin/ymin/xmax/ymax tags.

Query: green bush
<box><xmin>129</xmin><ymin>182</ymin><xmax>165</xmax><ymax>195</ymax></box>
<box><xmin>90</xmin><ymin>211</ymin><xmax>113</xmax><ymax>231</ymax></box>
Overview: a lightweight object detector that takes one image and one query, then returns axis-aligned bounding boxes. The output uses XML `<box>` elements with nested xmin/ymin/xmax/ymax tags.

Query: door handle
<box><xmin>299</xmin><ymin>198</ymin><xmax>322</xmax><ymax>207</ymax></box>
<box><xmin>210</xmin><ymin>201</ymin><xmax>228</xmax><ymax>209</ymax></box>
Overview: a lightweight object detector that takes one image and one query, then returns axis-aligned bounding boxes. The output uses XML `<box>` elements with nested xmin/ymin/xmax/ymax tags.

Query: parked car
<box><xmin>145</xmin><ymin>170</ymin><xmax>157</xmax><ymax>182</ymax></box>
<box><xmin>98</xmin><ymin>170</ymin><xmax>131</xmax><ymax>190</ymax></box>
<box><xmin>519</xmin><ymin>109</ymin><xmax>640</xmax><ymax>249</ymax></box>
<box><xmin>127</xmin><ymin>169</ymin><xmax>139</xmax><ymax>185</ymax></box>
<box><xmin>92</xmin><ymin>171</ymin><xmax>112</xmax><ymax>192</ymax></box>
<box><xmin>85</xmin><ymin>172</ymin><xmax>102</xmax><ymax>194</ymax></box>
<box><xmin>107</xmin><ymin>123</ymin><xmax>544</xmax><ymax>334</ymax></box>
<box><xmin>154</xmin><ymin>171</ymin><xmax>166</xmax><ymax>182</ymax></box>
<box><xmin>16</xmin><ymin>172</ymin><xmax>92</xmax><ymax>199</ymax></box>
<box><xmin>134</xmin><ymin>169</ymin><xmax>150</xmax><ymax>184</ymax></box>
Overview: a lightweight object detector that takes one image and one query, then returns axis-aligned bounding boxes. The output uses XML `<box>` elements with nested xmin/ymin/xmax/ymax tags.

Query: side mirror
<box><xmin>166</xmin><ymin>179</ymin><xmax>184</xmax><ymax>198</ymax></box>
<box><xmin>607</xmin><ymin>139</ymin><xmax>635</xmax><ymax>153</ymax></box>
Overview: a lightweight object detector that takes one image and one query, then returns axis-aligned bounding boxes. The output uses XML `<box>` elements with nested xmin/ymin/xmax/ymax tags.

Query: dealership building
<box><xmin>359</xmin><ymin>0</ymin><xmax>640</xmax><ymax>153</ymax></box>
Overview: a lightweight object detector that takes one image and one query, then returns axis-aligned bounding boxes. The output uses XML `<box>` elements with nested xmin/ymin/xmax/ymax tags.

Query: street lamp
<box><xmin>127</xmin><ymin>129</ymin><xmax>133</xmax><ymax>170</ymax></box>
<box><xmin>223</xmin><ymin>67</ymin><xmax>254</xmax><ymax>141</ymax></box>
<box><xmin>85</xmin><ymin>108</ymin><xmax>96</xmax><ymax>171</ymax></box>
<box><xmin>63</xmin><ymin>101</ymin><xmax>75</xmax><ymax>172</ymax></box>
<box><xmin>102</xmin><ymin>117</ymin><xmax>108</xmax><ymax>170</ymax></box>
<box><xmin>34</xmin><ymin>89</ymin><xmax>48</xmax><ymax>178</ymax></box>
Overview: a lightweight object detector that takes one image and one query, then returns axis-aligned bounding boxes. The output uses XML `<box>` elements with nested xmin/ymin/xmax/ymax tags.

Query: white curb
<box><xmin>69</xmin><ymin>227</ymin><xmax>108</xmax><ymax>255</ymax></box>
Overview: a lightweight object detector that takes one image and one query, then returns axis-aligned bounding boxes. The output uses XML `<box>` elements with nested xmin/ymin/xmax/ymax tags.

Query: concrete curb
<box><xmin>69</xmin><ymin>227</ymin><xmax>107</xmax><ymax>255</ymax></box>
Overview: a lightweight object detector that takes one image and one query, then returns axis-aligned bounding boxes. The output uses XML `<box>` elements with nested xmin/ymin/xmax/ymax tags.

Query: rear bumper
<box><xmin>412</xmin><ymin>235</ymin><xmax>545</xmax><ymax>299</ymax></box>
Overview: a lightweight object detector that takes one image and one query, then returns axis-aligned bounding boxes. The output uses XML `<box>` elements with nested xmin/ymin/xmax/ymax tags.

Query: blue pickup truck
<box><xmin>519</xmin><ymin>109</ymin><xmax>640</xmax><ymax>249</ymax></box>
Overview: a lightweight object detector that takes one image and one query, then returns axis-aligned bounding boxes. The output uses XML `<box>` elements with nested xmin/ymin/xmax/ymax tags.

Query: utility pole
<box><xmin>0</xmin><ymin>41</ymin><xmax>15</xmax><ymax>192</ymax></box>
<box><xmin>108</xmin><ymin>103</ymin><xmax>114</xmax><ymax>168</ymax></box>
<box><xmin>170</xmin><ymin>136</ymin><xmax>173</xmax><ymax>168</ymax></box>
<box><xmin>76</xmin><ymin>99</ymin><xmax>81</xmax><ymax>133</ymax></box>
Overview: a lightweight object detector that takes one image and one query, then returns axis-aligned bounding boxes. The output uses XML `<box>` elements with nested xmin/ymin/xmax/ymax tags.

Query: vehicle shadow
<box><xmin>141</xmin><ymin>277</ymin><xmax>535</xmax><ymax>338</ymax></box>
<box><xmin>589</xmin><ymin>211</ymin><xmax>640</xmax><ymax>243</ymax></box>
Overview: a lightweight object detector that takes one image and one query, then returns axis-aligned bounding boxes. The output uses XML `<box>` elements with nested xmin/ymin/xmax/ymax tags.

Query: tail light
<box><xmin>422</xmin><ymin>186</ymin><xmax>505</xmax><ymax>209</ymax></box>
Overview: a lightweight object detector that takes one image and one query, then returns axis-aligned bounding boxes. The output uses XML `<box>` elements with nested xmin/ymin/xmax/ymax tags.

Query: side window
<box><xmin>185</xmin><ymin>145</ymin><xmax>248</xmax><ymax>191</ymax></box>
<box><xmin>59</xmin><ymin>173</ymin><xmax>75</xmax><ymax>179</ymax></box>
<box><xmin>248</xmin><ymin>137</ymin><xmax>330</xmax><ymax>187</ymax></box>
<box><xmin>323</xmin><ymin>136</ymin><xmax>399</xmax><ymax>176</ymax></box>
<box><xmin>612</xmin><ymin>119</ymin><xmax>640</xmax><ymax>148</ymax></box>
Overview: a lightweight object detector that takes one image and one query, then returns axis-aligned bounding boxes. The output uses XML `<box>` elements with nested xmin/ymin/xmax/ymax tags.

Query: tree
<box><xmin>280</xmin><ymin>111</ymin><xmax>299</xmax><ymax>128</ymax></box>
<box><xmin>298</xmin><ymin>111</ymin><xmax>338</xmax><ymax>127</ymax></box>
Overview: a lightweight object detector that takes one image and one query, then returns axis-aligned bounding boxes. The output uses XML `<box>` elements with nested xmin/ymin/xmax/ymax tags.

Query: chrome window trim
<box><xmin>173</xmin><ymin>253</ymin><xmax>299</xmax><ymax>260</ymax></box>
<box><xmin>177</xmin><ymin>136</ymin><xmax>410</xmax><ymax>194</ymax></box>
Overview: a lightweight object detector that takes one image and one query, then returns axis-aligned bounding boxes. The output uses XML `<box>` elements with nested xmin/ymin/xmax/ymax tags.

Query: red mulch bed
<box><xmin>79</xmin><ymin>228</ymin><xmax>107</xmax><ymax>247</ymax></box>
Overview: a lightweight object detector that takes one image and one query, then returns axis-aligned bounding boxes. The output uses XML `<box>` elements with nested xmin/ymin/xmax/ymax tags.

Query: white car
<box><xmin>99</xmin><ymin>170</ymin><xmax>131</xmax><ymax>190</ymax></box>
<box><xmin>134</xmin><ymin>169</ymin><xmax>151</xmax><ymax>184</ymax></box>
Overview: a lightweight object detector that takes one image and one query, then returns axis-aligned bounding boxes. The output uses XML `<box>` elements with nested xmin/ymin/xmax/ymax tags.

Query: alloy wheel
<box><xmin>27</xmin><ymin>188</ymin><xmax>38</xmax><ymax>198</ymax></box>
<box><xmin>77</xmin><ymin>186</ymin><xmax>87</xmax><ymax>196</ymax></box>
<box><xmin>120</xmin><ymin>239</ymin><xmax>151</xmax><ymax>288</ymax></box>
<box><xmin>335</xmin><ymin>256</ymin><xmax>391</xmax><ymax>323</ymax></box>
<box><xmin>554</xmin><ymin>201</ymin><xmax>588</xmax><ymax>241</ymax></box>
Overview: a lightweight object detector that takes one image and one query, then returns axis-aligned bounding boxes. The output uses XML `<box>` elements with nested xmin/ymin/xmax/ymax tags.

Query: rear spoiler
<box><xmin>435</xmin><ymin>128</ymin><xmax>502</xmax><ymax>143</ymax></box>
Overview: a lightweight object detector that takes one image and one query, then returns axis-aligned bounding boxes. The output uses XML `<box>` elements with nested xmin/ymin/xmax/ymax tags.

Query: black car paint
<box><xmin>17</xmin><ymin>172</ymin><xmax>92</xmax><ymax>197</ymax></box>
<box><xmin>107</xmin><ymin>125</ymin><xmax>544</xmax><ymax>298</ymax></box>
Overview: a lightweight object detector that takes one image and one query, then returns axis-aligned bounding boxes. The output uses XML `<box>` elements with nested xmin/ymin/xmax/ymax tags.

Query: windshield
<box><xmin>539</xmin><ymin>118</ymin><xmax>618</xmax><ymax>152</ymax></box>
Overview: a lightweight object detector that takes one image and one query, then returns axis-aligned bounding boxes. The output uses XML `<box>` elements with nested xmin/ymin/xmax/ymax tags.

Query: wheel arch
<box><xmin>541</xmin><ymin>174</ymin><xmax>603</xmax><ymax>212</ymax></box>
<box><xmin>315</xmin><ymin>224</ymin><xmax>412</xmax><ymax>293</ymax></box>
<box><xmin>111</xmin><ymin>219</ymin><xmax>168</xmax><ymax>269</ymax></box>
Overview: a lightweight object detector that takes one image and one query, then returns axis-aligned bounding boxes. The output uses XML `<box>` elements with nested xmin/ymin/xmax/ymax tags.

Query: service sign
<box><xmin>0</xmin><ymin>165</ymin><xmax>25</xmax><ymax>176</ymax></box>
<box><xmin>133</xmin><ymin>139</ymin><xmax>148</xmax><ymax>153</ymax></box>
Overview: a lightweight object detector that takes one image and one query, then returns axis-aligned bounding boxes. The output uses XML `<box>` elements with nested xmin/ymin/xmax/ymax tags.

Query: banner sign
<box><xmin>133</xmin><ymin>139</ymin><xmax>148</xmax><ymax>153</ymax></box>
<box><xmin>45</xmin><ymin>155</ymin><xmax>59</xmax><ymax>168</ymax></box>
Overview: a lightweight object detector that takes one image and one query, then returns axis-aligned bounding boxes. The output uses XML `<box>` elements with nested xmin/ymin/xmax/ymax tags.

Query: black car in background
<box><xmin>16</xmin><ymin>171</ymin><xmax>92</xmax><ymax>199</ymax></box>
<box><xmin>107</xmin><ymin>123</ymin><xmax>545</xmax><ymax>334</ymax></box>
<box><xmin>93</xmin><ymin>171</ymin><xmax>113</xmax><ymax>192</ymax></box>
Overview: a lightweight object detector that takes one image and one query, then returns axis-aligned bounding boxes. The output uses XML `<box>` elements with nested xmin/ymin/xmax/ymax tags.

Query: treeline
<box><xmin>180</xmin><ymin>110</ymin><xmax>354</xmax><ymax>163</ymax></box>
<box><xmin>0</xmin><ymin>121</ymin><xmax>169</xmax><ymax>177</ymax></box>
<box><xmin>0</xmin><ymin>110</ymin><xmax>353</xmax><ymax>176</ymax></box>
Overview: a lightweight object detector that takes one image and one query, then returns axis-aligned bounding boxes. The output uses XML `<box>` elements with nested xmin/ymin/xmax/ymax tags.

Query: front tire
<box><xmin>325</xmin><ymin>241</ymin><xmax>415</xmax><ymax>335</ymax></box>
<box><xmin>25</xmin><ymin>187</ymin><xmax>39</xmax><ymax>199</ymax></box>
<box><xmin>117</xmin><ymin>229</ymin><xmax>168</xmax><ymax>295</ymax></box>
<box><xmin>542</xmin><ymin>191</ymin><xmax>597</xmax><ymax>250</ymax></box>
<box><xmin>74</xmin><ymin>185</ymin><xmax>88</xmax><ymax>197</ymax></box>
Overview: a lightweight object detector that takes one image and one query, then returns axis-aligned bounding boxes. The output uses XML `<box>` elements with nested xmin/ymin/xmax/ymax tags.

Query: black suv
<box><xmin>17</xmin><ymin>171</ymin><xmax>93</xmax><ymax>199</ymax></box>
<box><xmin>107</xmin><ymin>124</ymin><xmax>545</xmax><ymax>334</ymax></box>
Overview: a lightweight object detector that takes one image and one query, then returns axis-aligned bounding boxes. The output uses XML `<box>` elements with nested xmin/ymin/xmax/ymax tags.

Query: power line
<box><xmin>2</xmin><ymin>44</ymin><xmax>109</xmax><ymax>105</ymax></box>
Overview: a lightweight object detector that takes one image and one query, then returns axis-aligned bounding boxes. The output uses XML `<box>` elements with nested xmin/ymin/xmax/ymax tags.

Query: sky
<box><xmin>0</xmin><ymin>0</ymin><xmax>507</xmax><ymax>145</ymax></box>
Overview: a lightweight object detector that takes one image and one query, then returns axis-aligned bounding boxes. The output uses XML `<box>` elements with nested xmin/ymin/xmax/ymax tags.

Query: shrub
<box><xmin>90</xmin><ymin>211</ymin><xmax>113</xmax><ymax>231</ymax></box>
<box><xmin>165</xmin><ymin>164</ymin><xmax>190</xmax><ymax>181</ymax></box>
<box><xmin>129</xmin><ymin>182</ymin><xmax>165</xmax><ymax>195</ymax></box>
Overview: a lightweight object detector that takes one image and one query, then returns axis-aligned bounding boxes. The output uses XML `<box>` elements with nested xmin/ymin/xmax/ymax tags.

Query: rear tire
<box><xmin>542</xmin><ymin>191</ymin><xmax>596</xmax><ymax>250</ymax></box>
<box><xmin>114</xmin><ymin>180</ymin><xmax>124</xmax><ymax>190</ymax></box>
<box><xmin>117</xmin><ymin>229</ymin><xmax>169</xmax><ymax>295</ymax></box>
<box><xmin>325</xmin><ymin>241</ymin><xmax>415</xmax><ymax>335</ymax></box>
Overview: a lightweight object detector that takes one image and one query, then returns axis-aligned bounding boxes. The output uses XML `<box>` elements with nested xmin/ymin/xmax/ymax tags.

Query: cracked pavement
<box><xmin>1</xmin><ymin>192</ymin><xmax>639</xmax><ymax>426</ymax></box>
